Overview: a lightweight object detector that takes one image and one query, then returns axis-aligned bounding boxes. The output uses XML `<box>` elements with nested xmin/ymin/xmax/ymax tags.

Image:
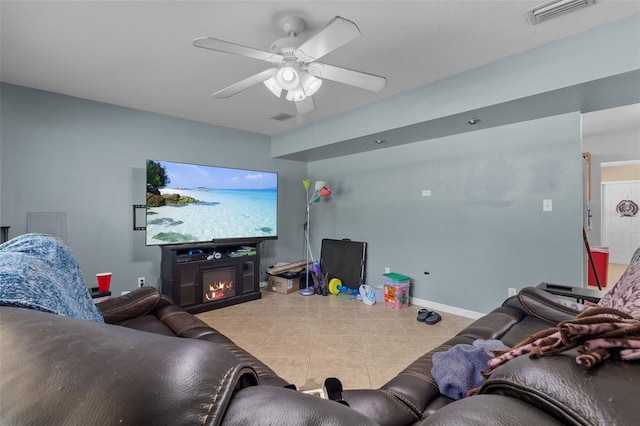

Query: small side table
<box><xmin>90</xmin><ymin>287</ymin><xmax>111</xmax><ymax>302</ymax></box>
<box><xmin>90</xmin><ymin>287</ymin><xmax>111</xmax><ymax>298</ymax></box>
<box><xmin>537</xmin><ymin>282</ymin><xmax>606</xmax><ymax>304</ymax></box>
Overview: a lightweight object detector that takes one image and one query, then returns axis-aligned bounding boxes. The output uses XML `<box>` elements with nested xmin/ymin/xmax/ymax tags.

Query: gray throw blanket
<box><xmin>0</xmin><ymin>233</ymin><xmax>104</xmax><ymax>323</ymax></box>
<box><xmin>431</xmin><ymin>339</ymin><xmax>508</xmax><ymax>400</ymax></box>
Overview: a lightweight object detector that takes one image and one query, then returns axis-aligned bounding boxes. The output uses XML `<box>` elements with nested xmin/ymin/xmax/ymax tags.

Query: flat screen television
<box><xmin>145</xmin><ymin>160</ymin><xmax>278</xmax><ymax>246</ymax></box>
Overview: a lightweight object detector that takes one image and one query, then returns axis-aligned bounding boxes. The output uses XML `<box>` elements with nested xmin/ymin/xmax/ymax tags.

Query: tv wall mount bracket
<box><xmin>133</xmin><ymin>204</ymin><xmax>146</xmax><ymax>231</ymax></box>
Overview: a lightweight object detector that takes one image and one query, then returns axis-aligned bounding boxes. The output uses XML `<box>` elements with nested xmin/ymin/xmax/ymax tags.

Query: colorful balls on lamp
<box><xmin>319</xmin><ymin>187</ymin><xmax>332</xmax><ymax>197</ymax></box>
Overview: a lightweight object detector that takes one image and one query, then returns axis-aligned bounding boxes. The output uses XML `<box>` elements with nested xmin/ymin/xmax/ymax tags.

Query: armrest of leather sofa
<box><xmin>96</xmin><ymin>286</ymin><xmax>161</xmax><ymax>323</ymax></box>
<box><xmin>418</xmin><ymin>394</ymin><xmax>564</xmax><ymax>425</ymax></box>
<box><xmin>223</xmin><ymin>386</ymin><xmax>379</xmax><ymax>425</ymax></box>
<box><xmin>503</xmin><ymin>287</ymin><xmax>590</xmax><ymax>325</ymax></box>
<box><xmin>479</xmin><ymin>351</ymin><xmax>639</xmax><ymax>425</ymax></box>
<box><xmin>0</xmin><ymin>306</ymin><xmax>258</xmax><ymax>425</ymax></box>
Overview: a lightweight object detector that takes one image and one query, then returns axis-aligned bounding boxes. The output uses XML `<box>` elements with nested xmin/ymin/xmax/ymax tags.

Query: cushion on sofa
<box><xmin>98</xmin><ymin>286</ymin><xmax>161</xmax><ymax>323</ymax></box>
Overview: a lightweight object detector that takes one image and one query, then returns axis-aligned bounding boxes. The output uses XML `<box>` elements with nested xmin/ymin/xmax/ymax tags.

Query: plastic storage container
<box><xmin>383</xmin><ymin>272</ymin><xmax>410</xmax><ymax>308</ymax></box>
<box><xmin>373</xmin><ymin>284</ymin><xmax>385</xmax><ymax>303</ymax></box>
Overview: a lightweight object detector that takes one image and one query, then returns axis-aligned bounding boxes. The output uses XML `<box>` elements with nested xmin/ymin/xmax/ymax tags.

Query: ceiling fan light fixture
<box><xmin>276</xmin><ymin>66</ymin><xmax>300</xmax><ymax>90</ymax></box>
<box><xmin>285</xmin><ymin>86</ymin><xmax>306</xmax><ymax>102</ymax></box>
<box><xmin>300</xmin><ymin>72</ymin><xmax>322</xmax><ymax>96</ymax></box>
<box><xmin>263</xmin><ymin>76</ymin><xmax>282</xmax><ymax>97</ymax></box>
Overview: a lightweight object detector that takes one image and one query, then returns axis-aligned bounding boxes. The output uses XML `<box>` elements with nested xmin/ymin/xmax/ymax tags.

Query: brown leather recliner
<box><xmin>342</xmin><ymin>287</ymin><xmax>639</xmax><ymax>426</ymax></box>
<box><xmin>96</xmin><ymin>286</ymin><xmax>290</xmax><ymax>387</ymax></box>
<box><xmin>2</xmin><ymin>285</ymin><xmax>638</xmax><ymax>425</ymax></box>
<box><xmin>0</xmin><ymin>299</ymin><xmax>378</xmax><ymax>425</ymax></box>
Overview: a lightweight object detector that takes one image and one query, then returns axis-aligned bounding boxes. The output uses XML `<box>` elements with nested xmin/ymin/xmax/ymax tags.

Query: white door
<box><xmin>602</xmin><ymin>181</ymin><xmax>640</xmax><ymax>264</ymax></box>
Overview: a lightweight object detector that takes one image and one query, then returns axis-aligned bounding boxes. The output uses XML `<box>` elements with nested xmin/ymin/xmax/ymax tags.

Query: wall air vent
<box><xmin>527</xmin><ymin>0</ymin><xmax>595</xmax><ymax>25</ymax></box>
<box><xmin>270</xmin><ymin>113</ymin><xmax>295</xmax><ymax>121</ymax></box>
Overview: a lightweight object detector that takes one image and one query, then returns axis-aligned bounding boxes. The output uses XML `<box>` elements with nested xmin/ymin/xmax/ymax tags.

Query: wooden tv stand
<box><xmin>160</xmin><ymin>242</ymin><xmax>261</xmax><ymax>314</ymax></box>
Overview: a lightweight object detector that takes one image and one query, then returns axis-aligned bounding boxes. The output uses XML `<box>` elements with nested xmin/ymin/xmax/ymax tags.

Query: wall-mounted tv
<box><xmin>145</xmin><ymin>160</ymin><xmax>278</xmax><ymax>246</ymax></box>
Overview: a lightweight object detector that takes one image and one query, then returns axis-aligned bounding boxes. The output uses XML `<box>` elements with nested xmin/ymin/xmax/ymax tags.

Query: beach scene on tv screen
<box><xmin>146</xmin><ymin>161</ymin><xmax>277</xmax><ymax>245</ymax></box>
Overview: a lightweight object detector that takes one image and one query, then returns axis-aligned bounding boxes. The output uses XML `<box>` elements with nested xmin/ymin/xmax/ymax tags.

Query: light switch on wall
<box><xmin>543</xmin><ymin>199</ymin><xmax>553</xmax><ymax>211</ymax></box>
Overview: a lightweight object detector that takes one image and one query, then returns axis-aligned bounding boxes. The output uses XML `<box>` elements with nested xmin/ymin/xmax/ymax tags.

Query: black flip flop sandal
<box><xmin>425</xmin><ymin>311</ymin><xmax>441</xmax><ymax>325</ymax></box>
<box><xmin>417</xmin><ymin>308</ymin><xmax>431</xmax><ymax>322</ymax></box>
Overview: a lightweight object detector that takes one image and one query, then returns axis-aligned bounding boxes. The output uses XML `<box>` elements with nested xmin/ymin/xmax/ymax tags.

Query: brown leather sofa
<box><xmin>97</xmin><ymin>287</ymin><xmax>290</xmax><ymax>387</ymax></box>
<box><xmin>343</xmin><ymin>286</ymin><xmax>638</xmax><ymax>426</ymax></box>
<box><xmin>0</xmin><ymin>287</ymin><xmax>378</xmax><ymax>425</ymax></box>
<box><xmin>1</xmin><ymin>282</ymin><xmax>637</xmax><ymax>424</ymax></box>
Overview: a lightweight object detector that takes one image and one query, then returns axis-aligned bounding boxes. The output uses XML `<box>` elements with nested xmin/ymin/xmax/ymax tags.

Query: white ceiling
<box><xmin>1</xmin><ymin>1</ymin><xmax>640</xmax><ymax>137</ymax></box>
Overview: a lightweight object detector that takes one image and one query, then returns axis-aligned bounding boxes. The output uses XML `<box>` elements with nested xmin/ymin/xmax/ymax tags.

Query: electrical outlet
<box><xmin>384</xmin><ymin>267</ymin><xmax>391</xmax><ymax>274</ymax></box>
<box><xmin>138</xmin><ymin>277</ymin><xmax>145</xmax><ymax>287</ymax></box>
<box><xmin>508</xmin><ymin>287</ymin><xmax>517</xmax><ymax>297</ymax></box>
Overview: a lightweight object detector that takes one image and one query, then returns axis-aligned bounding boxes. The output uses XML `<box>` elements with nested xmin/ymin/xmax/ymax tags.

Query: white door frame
<box><xmin>601</xmin><ymin>175</ymin><xmax>640</xmax><ymax>264</ymax></box>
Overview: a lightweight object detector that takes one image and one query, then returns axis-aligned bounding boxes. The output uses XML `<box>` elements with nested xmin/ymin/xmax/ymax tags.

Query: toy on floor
<box><xmin>312</xmin><ymin>262</ymin><xmax>328</xmax><ymax>296</ymax></box>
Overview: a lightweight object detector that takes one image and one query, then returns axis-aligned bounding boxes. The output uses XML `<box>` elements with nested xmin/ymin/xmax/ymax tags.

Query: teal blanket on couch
<box><xmin>0</xmin><ymin>233</ymin><xmax>103</xmax><ymax>323</ymax></box>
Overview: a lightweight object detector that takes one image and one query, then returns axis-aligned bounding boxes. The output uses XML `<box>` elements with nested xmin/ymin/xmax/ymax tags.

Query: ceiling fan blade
<box><xmin>295</xmin><ymin>97</ymin><xmax>315</xmax><ymax>115</ymax></box>
<box><xmin>294</xmin><ymin>16</ymin><xmax>360</xmax><ymax>63</ymax></box>
<box><xmin>213</xmin><ymin>68</ymin><xmax>278</xmax><ymax>98</ymax></box>
<box><xmin>194</xmin><ymin>37</ymin><xmax>284</xmax><ymax>64</ymax></box>
<box><xmin>307</xmin><ymin>63</ymin><xmax>386</xmax><ymax>92</ymax></box>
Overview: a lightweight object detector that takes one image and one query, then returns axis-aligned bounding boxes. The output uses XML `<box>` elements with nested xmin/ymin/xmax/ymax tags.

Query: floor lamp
<box><xmin>300</xmin><ymin>179</ymin><xmax>332</xmax><ymax>295</ymax></box>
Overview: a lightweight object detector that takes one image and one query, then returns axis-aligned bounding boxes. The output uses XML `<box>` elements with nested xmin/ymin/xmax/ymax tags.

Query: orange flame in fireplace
<box><xmin>204</xmin><ymin>281</ymin><xmax>233</xmax><ymax>301</ymax></box>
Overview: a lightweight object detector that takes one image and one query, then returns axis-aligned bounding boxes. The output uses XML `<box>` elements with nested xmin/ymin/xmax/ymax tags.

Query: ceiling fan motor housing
<box><xmin>270</xmin><ymin>37</ymin><xmax>303</xmax><ymax>56</ymax></box>
<box><xmin>270</xmin><ymin>16</ymin><xmax>308</xmax><ymax>56</ymax></box>
<box><xmin>279</xmin><ymin>16</ymin><xmax>306</xmax><ymax>37</ymax></box>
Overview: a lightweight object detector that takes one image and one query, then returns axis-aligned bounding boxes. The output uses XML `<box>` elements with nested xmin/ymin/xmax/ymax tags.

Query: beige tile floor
<box><xmin>197</xmin><ymin>289</ymin><xmax>473</xmax><ymax>390</ymax></box>
<box><xmin>607</xmin><ymin>263</ymin><xmax>626</xmax><ymax>288</ymax></box>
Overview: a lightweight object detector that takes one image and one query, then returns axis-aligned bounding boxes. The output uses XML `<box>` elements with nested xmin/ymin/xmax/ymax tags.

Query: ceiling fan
<box><xmin>193</xmin><ymin>15</ymin><xmax>387</xmax><ymax>115</ymax></box>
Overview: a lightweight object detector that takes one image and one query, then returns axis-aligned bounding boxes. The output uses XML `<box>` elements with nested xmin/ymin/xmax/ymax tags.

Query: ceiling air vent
<box><xmin>270</xmin><ymin>113</ymin><xmax>295</xmax><ymax>121</ymax></box>
<box><xmin>527</xmin><ymin>0</ymin><xmax>595</xmax><ymax>25</ymax></box>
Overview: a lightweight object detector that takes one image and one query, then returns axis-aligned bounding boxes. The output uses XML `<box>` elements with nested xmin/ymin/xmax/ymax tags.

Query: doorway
<box><xmin>582</xmin><ymin>104</ymin><xmax>640</xmax><ymax>288</ymax></box>
<box><xmin>600</xmin><ymin>161</ymin><xmax>640</xmax><ymax>285</ymax></box>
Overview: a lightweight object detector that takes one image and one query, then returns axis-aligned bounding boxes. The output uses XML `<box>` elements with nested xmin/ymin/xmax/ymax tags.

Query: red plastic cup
<box><xmin>96</xmin><ymin>273</ymin><xmax>112</xmax><ymax>292</ymax></box>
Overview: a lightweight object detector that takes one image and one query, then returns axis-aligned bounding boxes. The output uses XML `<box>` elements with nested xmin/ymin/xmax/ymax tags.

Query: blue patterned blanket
<box><xmin>0</xmin><ymin>233</ymin><xmax>104</xmax><ymax>323</ymax></box>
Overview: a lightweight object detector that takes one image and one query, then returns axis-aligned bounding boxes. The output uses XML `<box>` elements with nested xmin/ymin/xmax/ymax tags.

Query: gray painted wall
<box><xmin>308</xmin><ymin>113</ymin><xmax>583</xmax><ymax>314</ymax></box>
<box><xmin>0</xmin><ymin>83</ymin><xmax>307</xmax><ymax>296</ymax></box>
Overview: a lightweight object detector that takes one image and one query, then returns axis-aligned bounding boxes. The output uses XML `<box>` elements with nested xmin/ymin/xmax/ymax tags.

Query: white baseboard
<box><xmin>410</xmin><ymin>296</ymin><xmax>485</xmax><ymax>320</ymax></box>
